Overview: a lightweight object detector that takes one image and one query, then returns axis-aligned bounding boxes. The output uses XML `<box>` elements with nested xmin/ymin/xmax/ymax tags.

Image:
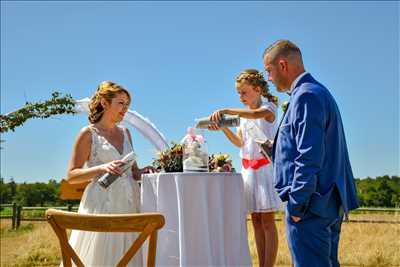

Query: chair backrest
<box><xmin>59</xmin><ymin>179</ymin><xmax>90</xmax><ymax>200</ymax></box>
<box><xmin>46</xmin><ymin>208</ymin><xmax>165</xmax><ymax>267</ymax></box>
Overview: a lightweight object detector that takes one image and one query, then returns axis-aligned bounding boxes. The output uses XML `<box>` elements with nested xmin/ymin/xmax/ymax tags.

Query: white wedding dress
<box><xmin>65</xmin><ymin>126</ymin><xmax>142</xmax><ymax>267</ymax></box>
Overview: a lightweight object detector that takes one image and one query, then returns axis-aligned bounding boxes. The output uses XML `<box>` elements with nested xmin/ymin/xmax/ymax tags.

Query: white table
<box><xmin>141</xmin><ymin>172</ymin><xmax>251</xmax><ymax>267</ymax></box>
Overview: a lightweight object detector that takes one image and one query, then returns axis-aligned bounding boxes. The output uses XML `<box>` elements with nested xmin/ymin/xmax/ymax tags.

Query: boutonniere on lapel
<box><xmin>281</xmin><ymin>101</ymin><xmax>289</xmax><ymax>113</ymax></box>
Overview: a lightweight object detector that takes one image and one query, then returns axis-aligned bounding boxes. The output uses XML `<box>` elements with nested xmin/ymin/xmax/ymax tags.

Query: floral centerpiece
<box><xmin>153</xmin><ymin>142</ymin><xmax>235</xmax><ymax>173</ymax></box>
<box><xmin>152</xmin><ymin>143</ymin><xmax>184</xmax><ymax>172</ymax></box>
<box><xmin>208</xmin><ymin>153</ymin><xmax>235</xmax><ymax>173</ymax></box>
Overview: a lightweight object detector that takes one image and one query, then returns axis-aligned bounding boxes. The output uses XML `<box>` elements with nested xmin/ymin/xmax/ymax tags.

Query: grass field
<box><xmin>1</xmin><ymin>213</ymin><xmax>399</xmax><ymax>267</ymax></box>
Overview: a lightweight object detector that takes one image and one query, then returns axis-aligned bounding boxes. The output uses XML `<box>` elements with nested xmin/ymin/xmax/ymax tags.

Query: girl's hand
<box><xmin>209</xmin><ymin>109</ymin><xmax>224</xmax><ymax>122</ymax></box>
<box><xmin>208</xmin><ymin>110</ymin><xmax>225</xmax><ymax>131</ymax></box>
<box><xmin>141</xmin><ymin>165</ymin><xmax>157</xmax><ymax>174</ymax></box>
<box><xmin>208</xmin><ymin>124</ymin><xmax>221</xmax><ymax>131</ymax></box>
<box><xmin>100</xmin><ymin>160</ymin><xmax>125</xmax><ymax>176</ymax></box>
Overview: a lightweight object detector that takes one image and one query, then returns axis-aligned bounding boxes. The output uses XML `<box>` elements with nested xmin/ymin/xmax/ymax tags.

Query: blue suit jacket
<box><xmin>273</xmin><ymin>73</ymin><xmax>359</xmax><ymax>218</ymax></box>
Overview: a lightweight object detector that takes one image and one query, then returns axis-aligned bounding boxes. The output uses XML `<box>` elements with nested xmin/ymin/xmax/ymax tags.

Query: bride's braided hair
<box><xmin>235</xmin><ymin>69</ymin><xmax>278</xmax><ymax>105</ymax></box>
<box><xmin>88</xmin><ymin>81</ymin><xmax>131</xmax><ymax>123</ymax></box>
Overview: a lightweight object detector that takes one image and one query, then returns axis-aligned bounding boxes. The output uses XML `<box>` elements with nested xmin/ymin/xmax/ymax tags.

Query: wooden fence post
<box><xmin>12</xmin><ymin>202</ymin><xmax>17</xmax><ymax>229</ymax></box>
<box><xmin>16</xmin><ymin>205</ymin><xmax>22</xmax><ymax>229</ymax></box>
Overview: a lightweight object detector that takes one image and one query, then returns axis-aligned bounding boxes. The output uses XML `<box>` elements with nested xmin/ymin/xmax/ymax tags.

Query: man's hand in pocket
<box><xmin>291</xmin><ymin>216</ymin><xmax>301</xmax><ymax>222</ymax></box>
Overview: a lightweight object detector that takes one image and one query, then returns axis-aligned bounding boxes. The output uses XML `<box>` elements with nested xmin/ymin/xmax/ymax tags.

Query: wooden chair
<box><xmin>46</xmin><ymin>208</ymin><xmax>165</xmax><ymax>267</ymax></box>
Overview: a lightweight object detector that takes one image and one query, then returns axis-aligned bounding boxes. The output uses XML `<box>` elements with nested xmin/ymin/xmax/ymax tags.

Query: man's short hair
<box><xmin>263</xmin><ymin>40</ymin><xmax>302</xmax><ymax>63</ymax></box>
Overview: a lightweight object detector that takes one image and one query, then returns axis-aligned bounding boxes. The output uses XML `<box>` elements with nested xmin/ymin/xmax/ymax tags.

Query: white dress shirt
<box><xmin>287</xmin><ymin>71</ymin><xmax>308</xmax><ymax>95</ymax></box>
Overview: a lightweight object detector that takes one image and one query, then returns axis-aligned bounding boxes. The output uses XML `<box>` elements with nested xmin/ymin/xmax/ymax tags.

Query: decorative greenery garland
<box><xmin>0</xmin><ymin>92</ymin><xmax>77</xmax><ymax>133</ymax></box>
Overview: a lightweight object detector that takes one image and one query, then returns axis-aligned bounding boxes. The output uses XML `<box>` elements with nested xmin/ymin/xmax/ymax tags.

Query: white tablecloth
<box><xmin>141</xmin><ymin>172</ymin><xmax>251</xmax><ymax>267</ymax></box>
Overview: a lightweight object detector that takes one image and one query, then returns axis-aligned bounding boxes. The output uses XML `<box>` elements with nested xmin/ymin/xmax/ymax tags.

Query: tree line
<box><xmin>355</xmin><ymin>175</ymin><xmax>399</xmax><ymax>208</ymax></box>
<box><xmin>0</xmin><ymin>178</ymin><xmax>78</xmax><ymax>207</ymax></box>
<box><xmin>1</xmin><ymin>175</ymin><xmax>399</xmax><ymax>208</ymax></box>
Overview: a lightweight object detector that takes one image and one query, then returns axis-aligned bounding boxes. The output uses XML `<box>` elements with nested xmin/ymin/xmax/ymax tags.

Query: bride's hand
<box><xmin>131</xmin><ymin>162</ymin><xmax>142</xmax><ymax>180</ymax></box>
<box><xmin>100</xmin><ymin>160</ymin><xmax>125</xmax><ymax>175</ymax></box>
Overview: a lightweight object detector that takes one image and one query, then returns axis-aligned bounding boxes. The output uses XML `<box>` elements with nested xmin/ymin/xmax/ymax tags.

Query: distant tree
<box><xmin>376</xmin><ymin>177</ymin><xmax>394</xmax><ymax>207</ymax></box>
<box><xmin>15</xmin><ymin>183</ymin><xmax>32</xmax><ymax>206</ymax></box>
<box><xmin>9</xmin><ymin>178</ymin><xmax>17</xmax><ymax>198</ymax></box>
<box><xmin>355</xmin><ymin>175</ymin><xmax>400</xmax><ymax>207</ymax></box>
<box><xmin>14</xmin><ymin>182</ymin><xmax>55</xmax><ymax>206</ymax></box>
<box><xmin>0</xmin><ymin>177</ymin><xmax>12</xmax><ymax>204</ymax></box>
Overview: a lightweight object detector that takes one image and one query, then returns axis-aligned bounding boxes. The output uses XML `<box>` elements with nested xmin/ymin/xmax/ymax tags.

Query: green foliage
<box><xmin>152</xmin><ymin>142</ymin><xmax>184</xmax><ymax>172</ymax></box>
<box><xmin>355</xmin><ymin>175</ymin><xmax>400</xmax><ymax>207</ymax></box>
<box><xmin>0</xmin><ymin>91</ymin><xmax>76</xmax><ymax>133</ymax></box>
<box><xmin>208</xmin><ymin>153</ymin><xmax>235</xmax><ymax>172</ymax></box>
<box><xmin>15</xmin><ymin>181</ymin><xmax>58</xmax><ymax>206</ymax></box>
<box><xmin>0</xmin><ymin>178</ymin><xmax>78</xmax><ymax>207</ymax></box>
<box><xmin>0</xmin><ymin>206</ymin><xmax>12</xmax><ymax>216</ymax></box>
<box><xmin>0</xmin><ymin>177</ymin><xmax>13</xmax><ymax>203</ymax></box>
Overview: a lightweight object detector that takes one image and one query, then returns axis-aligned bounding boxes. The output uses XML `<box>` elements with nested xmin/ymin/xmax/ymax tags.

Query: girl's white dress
<box><xmin>66</xmin><ymin>126</ymin><xmax>142</xmax><ymax>267</ymax></box>
<box><xmin>239</xmin><ymin>101</ymin><xmax>282</xmax><ymax>213</ymax></box>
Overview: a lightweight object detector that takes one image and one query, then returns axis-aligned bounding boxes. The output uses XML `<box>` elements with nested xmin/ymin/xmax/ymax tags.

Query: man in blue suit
<box><xmin>263</xmin><ymin>40</ymin><xmax>359</xmax><ymax>267</ymax></box>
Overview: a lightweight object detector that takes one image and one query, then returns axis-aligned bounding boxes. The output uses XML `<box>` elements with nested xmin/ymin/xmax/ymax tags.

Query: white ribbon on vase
<box><xmin>74</xmin><ymin>97</ymin><xmax>169</xmax><ymax>152</ymax></box>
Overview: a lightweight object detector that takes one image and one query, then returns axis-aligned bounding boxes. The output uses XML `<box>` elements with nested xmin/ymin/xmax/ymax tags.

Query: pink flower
<box><xmin>222</xmin><ymin>164</ymin><xmax>232</xmax><ymax>172</ymax></box>
<box><xmin>196</xmin><ymin>135</ymin><xmax>204</xmax><ymax>143</ymax></box>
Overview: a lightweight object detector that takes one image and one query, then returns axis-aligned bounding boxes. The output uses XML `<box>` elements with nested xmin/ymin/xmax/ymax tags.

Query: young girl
<box><xmin>208</xmin><ymin>69</ymin><xmax>281</xmax><ymax>267</ymax></box>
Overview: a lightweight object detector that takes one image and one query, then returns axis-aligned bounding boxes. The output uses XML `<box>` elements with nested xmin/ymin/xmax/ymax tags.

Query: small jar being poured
<box><xmin>182</xmin><ymin>127</ymin><xmax>209</xmax><ymax>172</ymax></box>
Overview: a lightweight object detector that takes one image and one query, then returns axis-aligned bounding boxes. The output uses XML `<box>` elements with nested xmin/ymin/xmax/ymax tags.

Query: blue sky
<box><xmin>1</xmin><ymin>1</ymin><xmax>399</xmax><ymax>183</ymax></box>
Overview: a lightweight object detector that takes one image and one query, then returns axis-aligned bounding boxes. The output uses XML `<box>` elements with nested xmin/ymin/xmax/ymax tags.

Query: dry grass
<box><xmin>247</xmin><ymin>213</ymin><xmax>400</xmax><ymax>267</ymax></box>
<box><xmin>1</xmin><ymin>220</ymin><xmax>60</xmax><ymax>267</ymax></box>
<box><xmin>1</xmin><ymin>213</ymin><xmax>399</xmax><ymax>267</ymax></box>
<box><xmin>247</xmin><ymin>219</ymin><xmax>290</xmax><ymax>266</ymax></box>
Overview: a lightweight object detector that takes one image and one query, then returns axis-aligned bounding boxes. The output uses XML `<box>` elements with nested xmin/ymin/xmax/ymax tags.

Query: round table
<box><xmin>141</xmin><ymin>172</ymin><xmax>251</xmax><ymax>267</ymax></box>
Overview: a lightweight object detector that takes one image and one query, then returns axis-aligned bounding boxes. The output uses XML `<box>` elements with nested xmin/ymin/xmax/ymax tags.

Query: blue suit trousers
<box><xmin>285</xmin><ymin>207</ymin><xmax>344</xmax><ymax>267</ymax></box>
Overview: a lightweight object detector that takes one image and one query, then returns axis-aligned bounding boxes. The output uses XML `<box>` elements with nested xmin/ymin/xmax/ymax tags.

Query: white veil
<box><xmin>74</xmin><ymin>98</ymin><xmax>169</xmax><ymax>152</ymax></box>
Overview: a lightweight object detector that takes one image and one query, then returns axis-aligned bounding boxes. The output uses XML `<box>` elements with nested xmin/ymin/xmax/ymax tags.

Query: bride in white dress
<box><xmin>66</xmin><ymin>81</ymin><xmax>148</xmax><ymax>266</ymax></box>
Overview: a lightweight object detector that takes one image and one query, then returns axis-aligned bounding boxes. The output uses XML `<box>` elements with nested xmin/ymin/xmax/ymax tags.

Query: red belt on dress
<box><xmin>242</xmin><ymin>158</ymin><xmax>271</xmax><ymax>170</ymax></box>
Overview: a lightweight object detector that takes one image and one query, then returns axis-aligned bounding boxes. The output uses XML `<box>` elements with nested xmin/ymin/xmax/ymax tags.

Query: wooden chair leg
<box><xmin>147</xmin><ymin>230</ymin><xmax>158</xmax><ymax>267</ymax></box>
<box><xmin>47</xmin><ymin>217</ymin><xmax>72</xmax><ymax>267</ymax></box>
<box><xmin>47</xmin><ymin>216</ymin><xmax>84</xmax><ymax>267</ymax></box>
<box><xmin>60</xmin><ymin>231</ymin><xmax>85</xmax><ymax>267</ymax></box>
<box><xmin>116</xmin><ymin>223</ymin><xmax>157</xmax><ymax>267</ymax></box>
